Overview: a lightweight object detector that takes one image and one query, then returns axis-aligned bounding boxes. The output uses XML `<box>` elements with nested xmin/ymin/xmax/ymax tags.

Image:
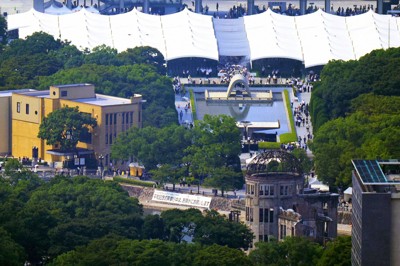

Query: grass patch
<box><xmin>258</xmin><ymin>142</ymin><xmax>281</xmax><ymax>150</ymax></box>
<box><xmin>113</xmin><ymin>176</ymin><xmax>155</xmax><ymax>187</ymax></box>
<box><xmin>189</xmin><ymin>89</ymin><xmax>197</xmax><ymax>120</ymax></box>
<box><xmin>283</xmin><ymin>89</ymin><xmax>297</xmax><ymax>137</ymax></box>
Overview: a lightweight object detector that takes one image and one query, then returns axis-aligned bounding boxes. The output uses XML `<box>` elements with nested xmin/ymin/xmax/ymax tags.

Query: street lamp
<box><xmin>98</xmin><ymin>154</ymin><xmax>104</xmax><ymax>178</ymax></box>
<box><xmin>240</xmin><ymin>120</ymin><xmax>252</xmax><ymax>156</ymax></box>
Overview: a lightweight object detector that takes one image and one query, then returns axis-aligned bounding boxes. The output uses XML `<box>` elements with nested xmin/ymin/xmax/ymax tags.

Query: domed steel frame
<box><xmin>246</xmin><ymin>150</ymin><xmax>303</xmax><ymax>176</ymax></box>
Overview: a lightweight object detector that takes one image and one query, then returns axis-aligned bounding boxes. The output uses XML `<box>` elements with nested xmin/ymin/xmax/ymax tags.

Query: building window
<box><xmin>126</xmin><ymin>112</ymin><xmax>130</xmax><ymax>124</ymax></box>
<box><xmin>105</xmin><ymin>114</ymin><xmax>109</xmax><ymax>125</ymax></box>
<box><xmin>138</xmin><ymin>111</ymin><xmax>140</xmax><ymax>122</ymax></box>
<box><xmin>26</xmin><ymin>104</ymin><xmax>29</xmax><ymax>114</ymax></box>
<box><xmin>130</xmin><ymin>112</ymin><xmax>133</xmax><ymax>124</ymax></box>
<box><xmin>109</xmin><ymin>134</ymin><xmax>112</xmax><ymax>145</ymax></box>
<box><xmin>105</xmin><ymin>134</ymin><xmax>108</xmax><ymax>144</ymax></box>
<box><xmin>259</xmin><ymin>208</ymin><xmax>264</xmax><ymax>223</ymax></box>
<box><xmin>280</xmin><ymin>185</ymin><xmax>289</xmax><ymax>196</ymax></box>
<box><xmin>265</xmin><ymin>185</ymin><xmax>274</xmax><ymax>196</ymax></box>
<box><xmin>121</xmin><ymin>113</ymin><xmax>125</xmax><ymax>125</ymax></box>
<box><xmin>280</xmin><ymin>224</ymin><xmax>286</xmax><ymax>240</ymax></box>
<box><xmin>269</xmin><ymin>209</ymin><xmax>274</xmax><ymax>223</ymax></box>
<box><xmin>61</xmin><ymin>91</ymin><xmax>68</xmax><ymax>97</ymax></box>
<box><xmin>17</xmin><ymin>102</ymin><xmax>20</xmax><ymax>113</ymax></box>
<box><xmin>114</xmin><ymin>113</ymin><xmax>117</xmax><ymax>125</ymax></box>
<box><xmin>110</xmin><ymin>114</ymin><xmax>113</xmax><ymax>125</ymax></box>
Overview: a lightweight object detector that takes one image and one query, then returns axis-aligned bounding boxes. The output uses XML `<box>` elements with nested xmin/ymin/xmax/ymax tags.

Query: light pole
<box><xmin>98</xmin><ymin>154</ymin><xmax>104</xmax><ymax>178</ymax></box>
<box><xmin>240</xmin><ymin>120</ymin><xmax>252</xmax><ymax>156</ymax></box>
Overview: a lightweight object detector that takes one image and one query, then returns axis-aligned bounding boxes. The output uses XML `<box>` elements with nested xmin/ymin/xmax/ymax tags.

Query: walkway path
<box><xmin>175</xmin><ymin>92</ymin><xmax>194</xmax><ymax>126</ymax></box>
<box><xmin>293</xmin><ymin>87</ymin><xmax>314</xmax><ymax>157</ymax></box>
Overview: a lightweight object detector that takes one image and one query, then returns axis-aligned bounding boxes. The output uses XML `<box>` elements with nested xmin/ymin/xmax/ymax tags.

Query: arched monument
<box><xmin>226</xmin><ymin>74</ymin><xmax>251</xmax><ymax>98</ymax></box>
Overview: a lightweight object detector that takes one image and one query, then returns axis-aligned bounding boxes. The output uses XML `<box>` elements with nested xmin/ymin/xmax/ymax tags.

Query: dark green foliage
<box><xmin>0</xmin><ymin>174</ymin><xmax>144</xmax><ymax>263</ymax></box>
<box><xmin>0</xmin><ymin>227</ymin><xmax>26</xmax><ymax>265</ymax></box>
<box><xmin>0</xmin><ymin>15</ymin><xmax>7</xmax><ymax>45</ymax></box>
<box><xmin>318</xmin><ymin>236</ymin><xmax>351</xmax><ymax>266</ymax></box>
<box><xmin>50</xmin><ymin>238</ymin><xmax>251</xmax><ymax>266</ymax></box>
<box><xmin>117</xmin><ymin>46</ymin><xmax>166</xmax><ymax>74</ymax></box>
<box><xmin>0</xmin><ymin>33</ymin><xmax>173</xmax><ymax>127</ymax></box>
<box><xmin>249</xmin><ymin>237</ymin><xmax>324</xmax><ymax>266</ymax></box>
<box><xmin>112</xmin><ymin>124</ymin><xmax>192</xmax><ymax>170</ymax></box>
<box><xmin>184</xmin><ymin>115</ymin><xmax>244</xmax><ymax>193</ymax></box>
<box><xmin>310</xmin><ymin>47</ymin><xmax>400</xmax><ymax>132</ymax></box>
<box><xmin>156</xmin><ymin>209</ymin><xmax>254</xmax><ymax>250</ymax></box>
<box><xmin>37</xmin><ymin>106</ymin><xmax>97</xmax><ymax>152</ymax></box>
<box><xmin>311</xmin><ymin>94</ymin><xmax>400</xmax><ymax>187</ymax></box>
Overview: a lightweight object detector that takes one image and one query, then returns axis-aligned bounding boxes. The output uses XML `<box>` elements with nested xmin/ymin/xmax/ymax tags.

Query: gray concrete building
<box><xmin>351</xmin><ymin>160</ymin><xmax>400</xmax><ymax>266</ymax></box>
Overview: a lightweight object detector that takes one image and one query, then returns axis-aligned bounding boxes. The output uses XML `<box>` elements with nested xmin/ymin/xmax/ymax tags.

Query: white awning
<box><xmin>7</xmin><ymin>9</ymin><xmax>400</xmax><ymax>66</ymax></box>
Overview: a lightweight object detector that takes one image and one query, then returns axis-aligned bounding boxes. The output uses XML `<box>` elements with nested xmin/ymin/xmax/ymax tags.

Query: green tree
<box><xmin>0</xmin><ymin>227</ymin><xmax>26</xmax><ymax>266</ymax></box>
<box><xmin>310</xmin><ymin>47</ymin><xmax>400</xmax><ymax>133</ymax></box>
<box><xmin>310</xmin><ymin>94</ymin><xmax>400</xmax><ymax>187</ymax></box>
<box><xmin>193</xmin><ymin>209</ymin><xmax>254</xmax><ymax>249</ymax></box>
<box><xmin>84</xmin><ymin>45</ymin><xmax>120</xmax><ymax>66</ymax></box>
<box><xmin>142</xmin><ymin>214</ymin><xmax>165</xmax><ymax>240</ymax></box>
<box><xmin>185</xmin><ymin>115</ymin><xmax>243</xmax><ymax>192</ymax></box>
<box><xmin>318</xmin><ymin>236</ymin><xmax>351</xmax><ymax>266</ymax></box>
<box><xmin>159</xmin><ymin>209</ymin><xmax>253</xmax><ymax>250</ymax></box>
<box><xmin>51</xmin><ymin>238</ymin><xmax>250</xmax><ymax>266</ymax></box>
<box><xmin>0</xmin><ymin>15</ymin><xmax>7</xmax><ymax>45</ymax></box>
<box><xmin>17</xmin><ymin>176</ymin><xmax>143</xmax><ymax>261</ymax></box>
<box><xmin>48</xmin><ymin>43</ymin><xmax>84</xmax><ymax>69</ymax></box>
<box><xmin>150</xmin><ymin>164</ymin><xmax>186</xmax><ymax>191</ymax></box>
<box><xmin>249</xmin><ymin>236</ymin><xmax>323</xmax><ymax>266</ymax></box>
<box><xmin>192</xmin><ymin>244</ymin><xmax>252</xmax><ymax>266</ymax></box>
<box><xmin>202</xmin><ymin>166</ymin><xmax>243</xmax><ymax>196</ymax></box>
<box><xmin>37</xmin><ymin>106</ymin><xmax>97</xmax><ymax>152</ymax></box>
<box><xmin>112</xmin><ymin>124</ymin><xmax>192</xmax><ymax>170</ymax></box>
<box><xmin>117</xmin><ymin>46</ymin><xmax>166</xmax><ymax>74</ymax></box>
<box><xmin>4</xmin><ymin>158</ymin><xmax>23</xmax><ymax>175</ymax></box>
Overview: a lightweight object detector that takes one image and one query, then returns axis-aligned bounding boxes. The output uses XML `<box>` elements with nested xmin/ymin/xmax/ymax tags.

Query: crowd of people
<box><xmin>218</xmin><ymin>63</ymin><xmax>250</xmax><ymax>84</ymax></box>
<box><xmin>335</xmin><ymin>5</ymin><xmax>374</xmax><ymax>16</ymax></box>
<box><xmin>201</xmin><ymin>2</ymin><xmax>375</xmax><ymax>18</ymax></box>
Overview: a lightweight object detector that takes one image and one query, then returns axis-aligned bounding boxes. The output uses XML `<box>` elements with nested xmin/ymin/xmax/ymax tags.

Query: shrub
<box><xmin>113</xmin><ymin>176</ymin><xmax>155</xmax><ymax>187</ymax></box>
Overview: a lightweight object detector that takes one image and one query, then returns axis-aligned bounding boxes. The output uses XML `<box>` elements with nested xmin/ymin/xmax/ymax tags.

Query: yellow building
<box><xmin>9</xmin><ymin>84</ymin><xmax>143</xmax><ymax>167</ymax></box>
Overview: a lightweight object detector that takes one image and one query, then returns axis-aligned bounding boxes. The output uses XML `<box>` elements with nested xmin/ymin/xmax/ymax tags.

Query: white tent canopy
<box><xmin>7</xmin><ymin>8</ymin><xmax>400</xmax><ymax>66</ymax></box>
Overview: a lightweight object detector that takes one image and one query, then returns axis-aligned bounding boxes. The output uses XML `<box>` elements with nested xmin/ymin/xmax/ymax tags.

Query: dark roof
<box><xmin>352</xmin><ymin>159</ymin><xmax>400</xmax><ymax>185</ymax></box>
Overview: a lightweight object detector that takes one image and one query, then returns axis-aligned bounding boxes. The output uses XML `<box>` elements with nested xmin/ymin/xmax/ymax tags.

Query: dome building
<box><xmin>245</xmin><ymin>150</ymin><xmax>338</xmax><ymax>244</ymax></box>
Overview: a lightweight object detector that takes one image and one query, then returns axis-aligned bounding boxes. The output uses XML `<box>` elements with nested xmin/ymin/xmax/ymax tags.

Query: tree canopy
<box><xmin>309</xmin><ymin>47</ymin><xmax>400</xmax><ymax>188</ymax></box>
<box><xmin>310</xmin><ymin>47</ymin><xmax>400</xmax><ymax>132</ymax></box>
<box><xmin>248</xmin><ymin>236</ymin><xmax>324</xmax><ymax>266</ymax></box>
<box><xmin>49</xmin><ymin>236</ymin><xmax>251</xmax><ymax>266</ymax></box>
<box><xmin>112</xmin><ymin>115</ymin><xmax>245</xmax><ymax>193</ymax></box>
<box><xmin>0</xmin><ymin>15</ymin><xmax>7</xmax><ymax>45</ymax></box>
<box><xmin>310</xmin><ymin>94</ymin><xmax>400</xmax><ymax>187</ymax></box>
<box><xmin>38</xmin><ymin>106</ymin><xmax>97</xmax><ymax>152</ymax></box>
<box><xmin>0</xmin><ymin>32</ymin><xmax>174</xmax><ymax>128</ymax></box>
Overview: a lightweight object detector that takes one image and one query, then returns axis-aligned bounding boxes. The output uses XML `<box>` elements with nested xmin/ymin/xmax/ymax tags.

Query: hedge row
<box><xmin>113</xmin><ymin>176</ymin><xmax>155</xmax><ymax>187</ymax></box>
<box><xmin>189</xmin><ymin>89</ymin><xmax>197</xmax><ymax>120</ymax></box>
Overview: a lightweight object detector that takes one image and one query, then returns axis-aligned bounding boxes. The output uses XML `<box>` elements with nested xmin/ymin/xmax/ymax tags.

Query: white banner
<box><xmin>152</xmin><ymin>190</ymin><xmax>211</xmax><ymax>209</ymax></box>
